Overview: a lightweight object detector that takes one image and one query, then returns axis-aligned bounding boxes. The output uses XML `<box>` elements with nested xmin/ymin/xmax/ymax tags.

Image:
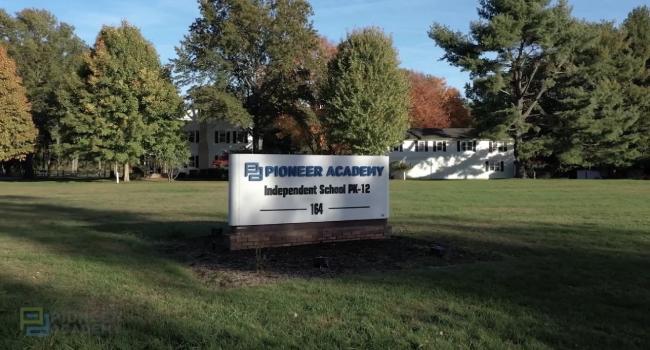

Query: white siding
<box><xmin>183</xmin><ymin>120</ymin><xmax>254</xmax><ymax>170</ymax></box>
<box><xmin>388</xmin><ymin>139</ymin><xmax>515</xmax><ymax>179</ymax></box>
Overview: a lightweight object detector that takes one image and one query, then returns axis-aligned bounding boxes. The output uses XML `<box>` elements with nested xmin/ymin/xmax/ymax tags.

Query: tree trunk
<box><xmin>123</xmin><ymin>163</ymin><xmax>130</xmax><ymax>182</ymax></box>
<box><xmin>251</xmin><ymin>123</ymin><xmax>260</xmax><ymax>153</ymax></box>
<box><xmin>252</xmin><ymin>128</ymin><xmax>259</xmax><ymax>153</ymax></box>
<box><xmin>402</xmin><ymin>171</ymin><xmax>406</xmax><ymax>180</ymax></box>
<box><xmin>71</xmin><ymin>156</ymin><xmax>78</xmax><ymax>174</ymax></box>
<box><xmin>513</xmin><ymin>133</ymin><xmax>527</xmax><ymax>178</ymax></box>
<box><xmin>44</xmin><ymin>149</ymin><xmax>51</xmax><ymax>177</ymax></box>
<box><xmin>23</xmin><ymin>153</ymin><xmax>35</xmax><ymax>179</ymax></box>
<box><xmin>114</xmin><ymin>163</ymin><xmax>120</xmax><ymax>184</ymax></box>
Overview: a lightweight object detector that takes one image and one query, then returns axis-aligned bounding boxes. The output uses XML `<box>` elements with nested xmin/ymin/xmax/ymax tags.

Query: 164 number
<box><xmin>310</xmin><ymin>203</ymin><xmax>323</xmax><ymax>215</ymax></box>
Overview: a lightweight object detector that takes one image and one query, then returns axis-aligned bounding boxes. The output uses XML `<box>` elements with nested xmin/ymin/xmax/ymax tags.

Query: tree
<box><xmin>406</xmin><ymin>70</ymin><xmax>471</xmax><ymax>128</ymax></box>
<box><xmin>430</xmin><ymin>0</ymin><xmax>578</xmax><ymax>177</ymax></box>
<box><xmin>548</xmin><ymin>22</ymin><xmax>644</xmax><ymax>170</ymax></box>
<box><xmin>390</xmin><ymin>160</ymin><xmax>413</xmax><ymax>180</ymax></box>
<box><xmin>0</xmin><ymin>45</ymin><xmax>38</xmax><ymax>163</ymax></box>
<box><xmin>323</xmin><ymin>28</ymin><xmax>410</xmax><ymax>155</ymax></box>
<box><xmin>273</xmin><ymin>36</ymin><xmax>337</xmax><ymax>153</ymax></box>
<box><xmin>66</xmin><ymin>22</ymin><xmax>184</xmax><ymax>183</ymax></box>
<box><xmin>623</xmin><ymin>6</ymin><xmax>650</xmax><ymax>171</ymax></box>
<box><xmin>150</xmin><ymin>119</ymin><xmax>190</xmax><ymax>181</ymax></box>
<box><xmin>173</xmin><ymin>0</ymin><xmax>320</xmax><ymax>152</ymax></box>
<box><xmin>0</xmin><ymin>9</ymin><xmax>86</xmax><ymax>176</ymax></box>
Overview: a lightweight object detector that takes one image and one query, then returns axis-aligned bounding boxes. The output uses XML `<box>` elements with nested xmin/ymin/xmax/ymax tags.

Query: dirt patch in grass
<box><xmin>163</xmin><ymin>236</ymin><xmax>495</xmax><ymax>288</ymax></box>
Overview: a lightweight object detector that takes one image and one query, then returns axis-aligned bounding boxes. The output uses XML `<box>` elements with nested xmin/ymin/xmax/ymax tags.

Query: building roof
<box><xmin>405</xmin><ymin>128</ymin><xmax>477</xmax><ymax>140</ymax></box>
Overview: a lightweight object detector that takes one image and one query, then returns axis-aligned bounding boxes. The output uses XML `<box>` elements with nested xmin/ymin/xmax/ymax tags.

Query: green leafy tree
<box><xmin>173</xmin><ymin>0</ymin><xmax>320</xmax><ymax>152</ymax></box>
<box><xmin>323</xmin><ymin>28</ymin><xmax>410</xmax><ymax>155</ymax></box>
<box><xmin>429</xmin><ymin>0</ymin><xmax>577</xmax><ymax>177</ymax></box>
<box><xmin>0</xmin><ymin>9</ymin><xmax>86</xmax><ymax>176</ymax></box>
<box><xmin>390</xmin><ymin>160</ymin><xmax>413</xmax><ymax>181</ymax></box>
<box><xmin>66</xmin><ymin>22</ymin><xmax>184</xmax><ymax>183</ymax></box>
<box><xmin>151</xmin><ymin>123</ymin><xmax>190</xmax><ymax>181</ymax></box>
<box><xmin>0</xmin><ymin>45</ymin><xmax>38</xmax><ymax>164</ymax></box>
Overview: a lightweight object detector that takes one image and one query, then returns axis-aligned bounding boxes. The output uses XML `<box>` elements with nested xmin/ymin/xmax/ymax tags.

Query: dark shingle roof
<box><xmin>405</xmin><ymin>128</ymin><xmax>476</xmax><ymax>140</ymax></box>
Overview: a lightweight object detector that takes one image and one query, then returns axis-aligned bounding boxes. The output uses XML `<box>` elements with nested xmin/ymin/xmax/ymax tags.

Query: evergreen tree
<box><xmin>623</xmin><ymin>6</ymin><xmax>650</xmax><ymax>171</ymax></box>
<box><xmin>323</xmin><ymin>28</ymin><xmax>410</xmax><ymax>155</ymax></box>
<box><xmin>429</xmin><ymin>0</ymin><xmax>577</xmax><ymax>177</ymax></box>
<box><xmin>67</xmin><ymin>22</ymin><xmax>184</xmax><ymax>183</ymax></box>
<box><xmin>173</xmin><ymin>0</ymin><xmax>320</xmax><ymax>152</ymax></box>
<box><xmin>0</xmin><ymin>9</ymin><xmax>86</xmax><ymax>176</ymax></box>
<box><xmin>549</xmin><ymin>22</ymin><xmax>644</xmax><ymax>170</ymax></box>
<box><xmin>0</xmin><ymin>45</ymin><xmax>37</xmax><ymax>163</ymax></box>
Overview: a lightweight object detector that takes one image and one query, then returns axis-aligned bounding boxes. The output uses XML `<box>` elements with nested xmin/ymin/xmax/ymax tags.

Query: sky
<box><xmin>2</xmin><ymin>0</ymin><xmax>647</xmax><ymax>92</ymax></box>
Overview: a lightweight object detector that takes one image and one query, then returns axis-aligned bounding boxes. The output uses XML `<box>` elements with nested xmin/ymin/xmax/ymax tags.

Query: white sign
<box><xmin>228</xmin><ymin>154</ymin><xmax>389</xmax><ymax>226</ymax></box>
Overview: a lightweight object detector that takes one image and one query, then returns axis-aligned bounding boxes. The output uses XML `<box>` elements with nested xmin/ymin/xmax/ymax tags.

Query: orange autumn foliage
<box><xmin>274</xmin><ymin>36</ymin><xmax>339</xmax><ymax>153</ymax></box>
<box><xmin>407</xmin><ymin>70</ymin><xmax>471</xmax><ymax>128</ymax></box>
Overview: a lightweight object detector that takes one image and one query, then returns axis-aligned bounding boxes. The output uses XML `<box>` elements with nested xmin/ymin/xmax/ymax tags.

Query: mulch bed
<box><xmin>163</xmin><ymin>235</ymin><xmax>488</xmax><ymax>288</ymax></box>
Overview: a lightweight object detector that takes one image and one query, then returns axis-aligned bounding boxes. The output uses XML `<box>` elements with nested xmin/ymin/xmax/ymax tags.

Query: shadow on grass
<box><xmin>0</xmin><ymin>195</ymin><xmax>649</xmax><ymax>348</ymax></box>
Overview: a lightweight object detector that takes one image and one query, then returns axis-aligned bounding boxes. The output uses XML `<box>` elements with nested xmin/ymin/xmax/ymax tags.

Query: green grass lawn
<box><xmin>1</xmin><ymin>180</ymin><xmax>649</xmax><ymax>349</ymax></box>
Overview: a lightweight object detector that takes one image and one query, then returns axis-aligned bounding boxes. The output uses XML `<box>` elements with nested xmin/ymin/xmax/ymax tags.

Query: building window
<box><xmin>490</xmin><ymin>141</ymin><xmax>508</xmax><ymax>152</ymax></box>
<box><xmin>189</xmin><ymin>155</ymin><xmax>199</xmax><ymax>168</ymax></box>
<box><xmin>486</xmin><ymin>161</ymin><xmax>505</xmax><ymax>172</ymax></box>
<box><xmin>218</xmin><ymin>131</ymin><xmax>227</xmax><ymax>143</ymax></box>
<box><xmin>458</xmin><ymin>140</ymin><xmax>476</xmax><ymax>152</ymax></box>
<box><xmin>416</xmin><ymin>141</ymin><xmax>427</xmax><ymax>152</ymax></box>
<box><xmin>237</xmin><ymin>131</ymin><xmax>247</xmax><ymax>143</ymax></box>
<box><xmin>187</xmin><ymin>130</ymin><xmax>199</xmax><ymax>143</ymax></box>
<box><xmin>214</xmin><ymin>130</ymin><xmax>219</xmax><ymax>143</ymax></box>
<box><xmin>435</xmin><ymin>141</ymin><xmax>446</xmax><ymax>152</ymax></box>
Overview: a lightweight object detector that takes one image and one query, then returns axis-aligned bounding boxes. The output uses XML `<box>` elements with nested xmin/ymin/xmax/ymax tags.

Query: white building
<box><xmin>389</xmin><ymin>128</ymin><xmax>515</xmax><ymax>179</ymax></box>
<box><xmin>181</xmin><ymin>113</ymin><xmax>258</xmax><ymax>174</ymax></box>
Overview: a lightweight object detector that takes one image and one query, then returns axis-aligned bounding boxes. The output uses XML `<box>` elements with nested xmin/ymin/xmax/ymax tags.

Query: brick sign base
<box><xmin>227</xmin><ymin>219</ymin><xmax>390</xmax><ymax>250</ymax></box>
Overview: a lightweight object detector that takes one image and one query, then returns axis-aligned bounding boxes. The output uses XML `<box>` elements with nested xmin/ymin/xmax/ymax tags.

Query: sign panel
<box><xmin>229</xmin><ymin>154</ymin><xmax>389</xmax><ymax>226</ymax></box>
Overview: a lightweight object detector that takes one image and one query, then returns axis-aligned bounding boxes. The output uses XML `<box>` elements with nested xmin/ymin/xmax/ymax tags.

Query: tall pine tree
<box><xmin>548</xmin><ymin>22</ymin><xmax>644</xmax><ymax>171</ymax></box>
<box><xmin>624</xmin><ymin>6</ymin><xmax>650</xmax><ymax>172</ymax></box>
<box><xmin>0</xmin><ymin>45</ymin><xmax>37</xmax><ymax>164</ymax></box>
<box><xmin>429</xmin><ymin>0</ymin><xmax>578</xmax><ymax>177</ymax></box>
